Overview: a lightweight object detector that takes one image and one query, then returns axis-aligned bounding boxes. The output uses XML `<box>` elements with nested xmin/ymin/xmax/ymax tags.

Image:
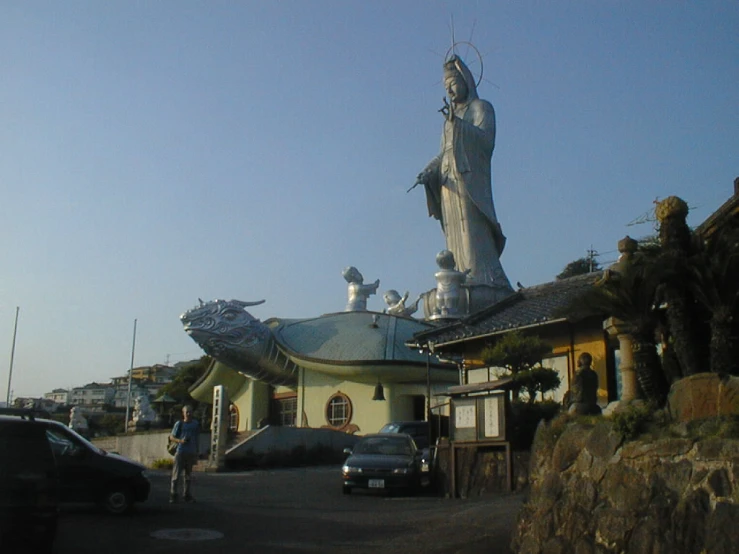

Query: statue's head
<box><xmin>436</xmin><ymin>249</ymin><xmax>456</xmax><ymax>270</ymax></box>
<box><xmin>383</xmin><ymin>290</ymin><xmax>402</xmax><ymax>305</ymax></box>
<box><xmin>342</xmin><ymin>266</ymin><xmax>362</xmax><ymax>284</ymax></box>
<box><xmin>180</xmin><ymin>298</ymin><xmax>269</xmax><ymax>363</ymax></box>
<box><xmin>443</xmin><ymin>55</ymin><xmax>478</xmax><ymax>103</ymax></box>
<box><xmin>577</xmin><ymin>352</ymin><xmax>593</xmax><ymax>369</ymax></box>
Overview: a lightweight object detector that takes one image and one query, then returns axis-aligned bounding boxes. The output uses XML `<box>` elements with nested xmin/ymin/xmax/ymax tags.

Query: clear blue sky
<box><xmin>1</xmin><ymin>1</ymin><xmax>737</xmax><ymax>399</ymax></box>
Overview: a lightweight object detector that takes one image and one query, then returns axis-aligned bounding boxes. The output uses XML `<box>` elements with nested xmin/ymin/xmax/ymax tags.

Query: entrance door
<box><xmin>412</xmin><ymin>395</ymin><xmax>426</xmax><ymax>421</ymax></box>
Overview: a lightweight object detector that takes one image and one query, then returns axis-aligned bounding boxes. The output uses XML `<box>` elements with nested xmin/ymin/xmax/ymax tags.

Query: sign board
<box><xmin>483</xmin><ymin>395</ymin><xmax>500</xmax><ymax>437</ymax></box>
<box><xmin>450</xmin><ymin>391</ymin><xmax>507</xmax><ymax>442</ymax></box>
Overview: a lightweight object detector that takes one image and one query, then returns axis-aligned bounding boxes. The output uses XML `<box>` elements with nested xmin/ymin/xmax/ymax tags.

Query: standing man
<box><xmin>170</xmin><ymin>405</ymin><xmax>200</xmax><ymax>503</ymax></box>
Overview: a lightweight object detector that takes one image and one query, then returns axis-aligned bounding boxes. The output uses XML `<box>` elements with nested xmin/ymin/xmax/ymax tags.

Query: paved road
<box><xmin>54</xmin><ymin>466</ymin><xmax>524</xmax><ymax>554</ymax></box>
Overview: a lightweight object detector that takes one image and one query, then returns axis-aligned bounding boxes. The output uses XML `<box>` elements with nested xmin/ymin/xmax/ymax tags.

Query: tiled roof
<box><xmin>409</xmin><ymin>271</ymin><xmax>603</xmax><ymax>347</ymax></box>
<box><xmin>695</xmin><ymin>191</ymin><xmax>739</xmax><ymax>238</ymax></box>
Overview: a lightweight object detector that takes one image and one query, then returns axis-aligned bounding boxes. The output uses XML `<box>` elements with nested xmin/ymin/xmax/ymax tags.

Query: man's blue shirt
<box><xmin>172</xmin><ymin>419</ymin><xmax>200</xmax><ymax>455</ymax></box>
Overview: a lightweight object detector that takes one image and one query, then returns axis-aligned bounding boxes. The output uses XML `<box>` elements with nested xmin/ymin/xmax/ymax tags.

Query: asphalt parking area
<box><xmin>54</xmin><ymin>466</ymin><xmax>524</xmax><ymax>554</ymax></box>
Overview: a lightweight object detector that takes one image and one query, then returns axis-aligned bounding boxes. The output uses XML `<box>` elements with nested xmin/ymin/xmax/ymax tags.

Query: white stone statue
<box><xmin>412</xmin><ymin>54</ymin><xmax>512</xmax><ymax>292</ymax></box>
<box><xmin>433</xmin><ymin>250</ymin><xmax>469</xmax><ymax>319</ymax></box>
<box><xmin>342</xmin><ymin>266</ymin><xmax>380</xmax><ymax>311</ymax></box>
<box><xmin>132</xmin><ymin>394</ymin><xmax>156</xmax><ymax>423</ymax></box>
<box><xmin>69</xmin><ymin>406</ymin><xmax>89</xmax><ymax>432</ymax></box>
<box><xmin>383</xmin><ymin>290</ymin><xmax>420</xmax><ymax>317</ymax></box>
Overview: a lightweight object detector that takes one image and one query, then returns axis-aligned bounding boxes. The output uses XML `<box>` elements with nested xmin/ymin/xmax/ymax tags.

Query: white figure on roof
<box><xmin>433</xmin><ymin>250</ymin><xmax>469</xmax><ymax>319</ymax></box>
<box><xmin>383</xmin><ymin>290</ymin><xmax>420</xmax><ymax>318</ymax></box>
<box><xmin>343</xmin><ymin>266</ymin><xmax>380</xmax><ymax>311</ymax></box>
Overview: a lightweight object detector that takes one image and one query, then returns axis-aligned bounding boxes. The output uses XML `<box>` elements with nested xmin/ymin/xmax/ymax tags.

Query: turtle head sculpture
<box><xmin>180</xmin><ymin>298</ymin><xmax>275</xmax><ymax>376</ymax></box>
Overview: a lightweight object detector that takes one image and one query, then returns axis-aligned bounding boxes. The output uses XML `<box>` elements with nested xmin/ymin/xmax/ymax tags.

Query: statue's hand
<box><xmin>408</xmin><ymin>171</ymin><xmax>428</xmax><ymax>193</ymax></box>
<box><xmin>439</xmin><ymin>97</ymin><xmax>454</xmax><ymax>121</ymax></box>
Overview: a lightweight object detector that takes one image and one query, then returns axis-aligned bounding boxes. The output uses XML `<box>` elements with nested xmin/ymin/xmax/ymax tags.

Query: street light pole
<box><xmin>5</xmin><ymin>307</ymin><xmax>20</xmax><ymax>406</ymax></box>
<box><xmin>425</xmin><ymin>344</ymin><xmax>432</xmax><ymax>449</ymax></box>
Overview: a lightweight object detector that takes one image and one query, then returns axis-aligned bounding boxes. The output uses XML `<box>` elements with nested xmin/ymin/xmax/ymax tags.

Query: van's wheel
<box><xmin>100</xmin><ymin>485</ymin><xmax>133</xmax><ymax>514</ymax></box>
<box><xmin>342</xmin><ymin>485</ymin><xmax>351</xmax><ymax>495</ymax></box>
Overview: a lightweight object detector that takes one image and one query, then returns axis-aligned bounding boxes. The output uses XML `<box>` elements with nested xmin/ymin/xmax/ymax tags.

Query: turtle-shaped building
<box><xmin>182</xmin><ymin>298</ymin><xmax>459</xmax><ymax>434</ymax></box>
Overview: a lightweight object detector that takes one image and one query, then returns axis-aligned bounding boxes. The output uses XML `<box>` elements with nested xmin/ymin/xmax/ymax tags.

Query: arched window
<box><xmin>229</xmin><ymin>404</ymin><xmax>239</xmax><ymax>432</ymax></box>
<box><xmin>325</xmin><ymin>392</ymin><xmax>352</xmax><ymax>428</ymax></box>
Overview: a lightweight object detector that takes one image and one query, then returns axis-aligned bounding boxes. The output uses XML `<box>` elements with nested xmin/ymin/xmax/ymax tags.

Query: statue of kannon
<box><xmin>412</xmin><ymin>54</ymin><xmax>512</xmax><ymax>294</ymax></box>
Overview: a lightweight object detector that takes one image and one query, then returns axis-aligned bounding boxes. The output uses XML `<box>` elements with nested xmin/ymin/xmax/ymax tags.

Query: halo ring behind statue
<box><xmin>445</xmin><ymin>41</ymin><xmax>484</xmax><ymax>88</ymax></box>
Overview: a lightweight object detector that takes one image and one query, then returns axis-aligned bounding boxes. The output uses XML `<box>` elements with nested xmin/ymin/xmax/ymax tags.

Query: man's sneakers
<box><xmin>169</xmin><ymin>494</ymin><xmax>178</xmax><ymax>504</ymax></box>
<box><xmin>184</xmin><ymin>495</ymin><xmax>195</xmax><ymax>503</ymax></box>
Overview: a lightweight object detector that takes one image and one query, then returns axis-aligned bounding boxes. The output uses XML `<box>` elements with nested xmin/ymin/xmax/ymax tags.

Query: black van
<box><xmin>42</xmin><ymin>418</ymin><xmax>150</xmax><ymax>514</ymax></box>
<box><xmin>0</xmin><ymin>411</ymin><xmax>59</xmax><ymax>553</ymax></box>
<box><xmin>0</xmin><ymin>409</ymin><xmax>150</xmax><ymax>515</ymax></box>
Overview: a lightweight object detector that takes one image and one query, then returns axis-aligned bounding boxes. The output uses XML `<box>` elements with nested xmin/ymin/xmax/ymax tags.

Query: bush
<box><xmin>612</xmin><ymin>402</ymin><xmax>653</xmax><ymax>440</ymax></box>
<box><xmin>510</xmin><ymin>401</ymin><xmax>561</xmax><ymax>450</ymax></box>
<box><xmin>151</xmin><ymin>458</ymin><xmax>173</xmax><ymax>470</ymax></box>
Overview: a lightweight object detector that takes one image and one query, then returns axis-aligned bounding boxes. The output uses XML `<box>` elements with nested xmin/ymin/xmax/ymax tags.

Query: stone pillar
<box><xmin>208</xmin><ymin>385</ymin><xmax>229</xmax><ymax>471</ymax></box>
<box><xmin>604</xmin><ymin>317</ymin><xmax>638</xmax><ymax>402</ymax></box>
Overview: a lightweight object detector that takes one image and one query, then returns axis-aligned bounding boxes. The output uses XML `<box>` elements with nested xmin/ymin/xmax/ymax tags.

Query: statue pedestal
<box><xmin>423</xmin><ymin>284</ymin><xmax>514</xmax><ymax>320</ymax></box>
<box><xmin>127</xmin><ymin>421</ymin><xmax>151</xmax><ymax>432</ymax></box>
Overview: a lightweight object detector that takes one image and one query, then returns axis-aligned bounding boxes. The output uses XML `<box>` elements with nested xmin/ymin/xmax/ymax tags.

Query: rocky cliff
<box><xmin>511</xmin><ymin>416</ymin><xmax>739</xmax><ymax>553</ymax></box>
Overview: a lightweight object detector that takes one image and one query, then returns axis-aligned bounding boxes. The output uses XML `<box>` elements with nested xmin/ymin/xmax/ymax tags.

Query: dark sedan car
<box><xmin>341</xmin><ymin>433</ymin><xmax>430</xmax><ymax>495</ymax></box>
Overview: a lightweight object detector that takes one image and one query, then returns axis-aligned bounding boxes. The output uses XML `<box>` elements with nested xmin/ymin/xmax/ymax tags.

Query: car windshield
<box><xmin>379</xmin><ymin>423</ymin><xmax>401</xmax><ymax>434</ymax></box>
<box><xmin>354</xmin><ymin>436</ymin><xmax>412</xmax><ymax>456</ymax></box>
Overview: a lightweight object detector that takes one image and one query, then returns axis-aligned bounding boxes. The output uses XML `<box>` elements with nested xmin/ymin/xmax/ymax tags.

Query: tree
<box><xmin>480</xmin><ymin>331</ymin><xmax>559</xmax><ymax>403</ymax></box>
<box><xmin>557</xmin><ymin>257</ymin><xmax>601</xmax><ymax>280</ymax></box>
<box><xmin>159</xmin><ymin>356</ymin><xmax>212</xmax><ymax>408</ymax></box>
<box><xmin>514</xmin><ymin>367</ymin><xmax>562</xmax><ymax>404</ymax></box>
<box><xmin>654</xmin><ymin>196</ymin><xmax>708</xmax><ymax>377</ymax></box>
<box><xmin>687</xmin><ymin>225</ymin><xmax>739</xmax><ymax>375</ymax></box>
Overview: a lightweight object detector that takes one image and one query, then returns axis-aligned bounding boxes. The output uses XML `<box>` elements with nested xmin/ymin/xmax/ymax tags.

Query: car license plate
<box><xmin>368</xmin><ymin>479</ymin><xmax>385</xmax><ymax>489</ymax></box>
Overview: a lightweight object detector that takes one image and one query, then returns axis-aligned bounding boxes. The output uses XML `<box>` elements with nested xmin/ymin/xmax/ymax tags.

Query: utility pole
<box><xmin>124</xmin><ymin>319</ymin><xmax>137</xmax><ymax>431</ymax></box>
<box><xmin>586</xmin><ymin>246</ymin><xmax>598</xmax><ymax>273</ymax></box>
<box><xmin>6</xmin><ymin>307</ymin><xmax>20</xmax><ymax>406</ymax></box>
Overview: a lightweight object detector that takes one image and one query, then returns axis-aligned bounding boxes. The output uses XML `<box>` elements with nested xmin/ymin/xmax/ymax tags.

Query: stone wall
<box><xmin>434</xmin><ymin>440</ymin><xmax>531</xmax><ymax>497</ymax></box>
<box><xmin>93</xmin><ymin>430</ymin><xmax>211</xmax><ymax>467</ymax></box>
<box><xmin>225</xmin><ymin>425</ymin><xmax>360</xmax><ymax>467</ymax></box>
<box><xmin>511</xmin><ymin>418</ymin><xmax>739</xmax><ymax>554</ymax></box>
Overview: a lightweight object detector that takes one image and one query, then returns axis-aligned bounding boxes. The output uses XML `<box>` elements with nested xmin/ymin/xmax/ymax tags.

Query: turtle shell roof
<box><xmin>265</xmin><ymin>311</ymin><xmax>436</xmax><ymax>365</ymax></box>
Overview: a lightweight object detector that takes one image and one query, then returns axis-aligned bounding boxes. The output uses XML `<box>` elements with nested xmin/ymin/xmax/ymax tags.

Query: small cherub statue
<box><xmin>342</xmin><ymin>266</ymin><xmax>380</xmax><ymax>311</ymax></box>
<box><xmin>433</xmin><ymin>250</ymin><xmax>469</xmax><ymax>318</ymax></box>
<box><xmin>383</xmin><ymin>289</ymin><xmax>420</xmax><ymax>317</ymax></box>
